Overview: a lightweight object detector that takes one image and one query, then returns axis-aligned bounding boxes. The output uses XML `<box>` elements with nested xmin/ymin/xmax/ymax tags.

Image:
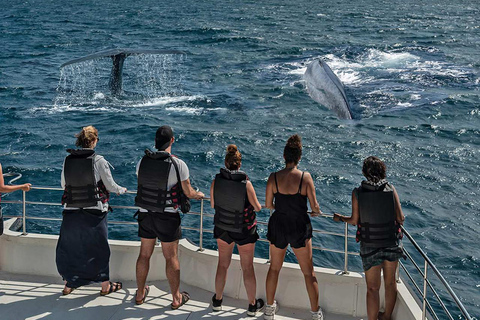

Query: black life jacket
<box><xmin>62</xmin><ymin>149</ymin><xmax>110</xmax><ymax>208</ymax></box>
<box><xmin>356</xmin><ymin>181</ymin><xmax>401</xmax><ymax>248</ymax></box>
<box><xmin>214</xmin><ymin>168</ymin><xmax>253</xmax><ymax>233</ymax></box>
<box><xmin>135</xmin><ymin>150</ymin><xmax>182</xmax><ymax>213</ymax></box>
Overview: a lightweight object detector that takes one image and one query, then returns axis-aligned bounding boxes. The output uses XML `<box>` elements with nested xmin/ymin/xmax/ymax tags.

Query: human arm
<box><xmin>181</xmin><ymin>178</ymin><xmax>204</xmax><ymax>199</ymax></box>
<box><xmin>393</xmin><ymin>186</ymin><xmax>405</xmax><ymax>225</ymax></box>
<box><xmin>305</xmin><ymin>172</ymin><xmax>321</xmax><ymax>216</ymax></box>
<box><xmin>210</xmin><ymin>180</ymin><xmax>215</xmax><ymax>208</ymax></box>
<box><xmin>246</xmin><ymin>180</ymin><xmax>262</xmax><ymax>212</ymax></box>
<box><xmin>333</xmin><ymin>189</ymin><xmax>359</xmax><ymax>225</ymax></box>
<box><xmin>0</xmin><ymin>164</ymin><xmax>31</xmax><ymax>193</ymax></box>
<box><xmin>97</xmin><ymin>157</ymin><xmax>127</xmax><ymax>195</ymax></box>
<box><xmin>265</xmin><ymin>173</ymin><xmax>275</xmax><ymax>210</ymax></box>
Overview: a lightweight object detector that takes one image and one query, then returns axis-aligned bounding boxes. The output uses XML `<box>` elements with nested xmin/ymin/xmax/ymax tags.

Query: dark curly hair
<box><xmin>362</xmin><ymin>156</ymin><xmax>387</xmax><ymax>183</ymax></box>
<box><xmin>284</xmin><ymin>134</ymin><xmax>302</xmax><ymax>165</ymax></box>
<box><xmin>225</xmin><ymin>144</ymin><xmax>242</xmax><ymax>170</ymax></box>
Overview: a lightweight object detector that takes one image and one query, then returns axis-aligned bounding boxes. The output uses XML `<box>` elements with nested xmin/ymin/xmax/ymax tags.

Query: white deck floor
<box><xmin>0</xmin><ymin>272</ymin><xmax>361</xmax><ymax>320</ymax></box>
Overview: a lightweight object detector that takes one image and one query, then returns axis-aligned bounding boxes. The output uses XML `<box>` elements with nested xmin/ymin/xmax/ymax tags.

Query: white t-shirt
<box><xmin>136</xmin><ymin>154</ymin><xmax>189</xmax><ymax>213</ymax></box>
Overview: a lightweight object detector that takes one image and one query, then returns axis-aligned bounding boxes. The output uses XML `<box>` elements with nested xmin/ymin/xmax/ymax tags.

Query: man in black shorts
<box><xmin>134</xmin><ymin>125</ymin><xmax>204</xmax><ymax>309</ymax></box>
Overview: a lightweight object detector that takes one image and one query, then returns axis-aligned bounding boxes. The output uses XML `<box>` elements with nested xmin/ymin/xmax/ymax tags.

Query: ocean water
<box><xmin>0</xmin><ymin>0</ymin><xmax>478</xmax><ymax>317</ymax></box>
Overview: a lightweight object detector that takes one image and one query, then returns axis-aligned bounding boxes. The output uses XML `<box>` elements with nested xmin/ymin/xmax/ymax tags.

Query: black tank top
<box><xmin>273</xmin><ymin>171</ymin><xmax>308</xmax><ymax>215</ymax></box>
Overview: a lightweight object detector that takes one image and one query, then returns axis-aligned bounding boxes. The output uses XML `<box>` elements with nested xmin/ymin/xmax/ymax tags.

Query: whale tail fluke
<box><xmin>60</xmin><ymin>49</ymin><xmax>186</xmax><ymax>95</ymax></box>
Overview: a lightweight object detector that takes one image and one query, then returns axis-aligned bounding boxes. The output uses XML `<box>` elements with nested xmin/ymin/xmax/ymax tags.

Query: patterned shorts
<box><xmin>360</xmin><ymin>244</ymin><xmax>405</xmax><ymax>271</ymax></box>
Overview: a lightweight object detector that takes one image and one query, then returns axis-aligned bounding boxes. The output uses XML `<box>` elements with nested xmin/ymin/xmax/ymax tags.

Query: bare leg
<box><xmin>162</xmin><ymin>240</ymin><xmax>182</xmax><ymax>307</ymax></box>
<box><xmin>215</xmin><ymin>239</ymin><xmax>235</xmax><ymax>300</ymax></box>
<box><xmin>381</xmin><ymin>260</ymin><xmax>399</xmax><ymax>320</ymax></box>
<box><xmin>292</xmin><ymin>239</ymin><xmax>319</xmax><ymax>312</ymax></box>
<box><xmin>365</xmin><ymin>264</ymin><xmax>382</xmax><ymax>320</ymax></box>
<box><xmin>265</xmin><ymin>244</ymin><xmax>287</xmax><ymax>305</ymax></box>
<box><xmin>135</xmin><ymin>238</ymin><xmax>156</xmax><ymax>301</ymax></box>
<box><xmin>238</xmin><ymin>242</ymin><xmax>256</xmax><ymax>305</ymax></box>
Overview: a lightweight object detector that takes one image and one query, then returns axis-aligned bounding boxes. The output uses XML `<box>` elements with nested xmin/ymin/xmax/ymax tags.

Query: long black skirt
<box><xmin>56</xmin><ymin>209</ymin><xmax>110</xmax><ymax>288</ymax></box>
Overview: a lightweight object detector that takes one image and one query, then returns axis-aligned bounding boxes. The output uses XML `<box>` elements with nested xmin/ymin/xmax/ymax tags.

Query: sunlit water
<box><xmin>0</xmin><ymin>0</ymin><xmax>478</xmax><ymax>317</ymax></box>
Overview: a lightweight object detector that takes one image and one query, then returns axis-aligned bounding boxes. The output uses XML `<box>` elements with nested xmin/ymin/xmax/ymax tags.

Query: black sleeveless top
<box><xmin>273</xmin><ymin>171</ymin><xmax>308</xmax><ymax>215</ymax></box>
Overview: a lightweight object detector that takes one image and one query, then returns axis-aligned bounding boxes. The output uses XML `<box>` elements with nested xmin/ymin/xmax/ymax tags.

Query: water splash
<box><xmin>54</xmin><ymin>53</ymin><xmax>186</xmax><ymax>107</ymax></box>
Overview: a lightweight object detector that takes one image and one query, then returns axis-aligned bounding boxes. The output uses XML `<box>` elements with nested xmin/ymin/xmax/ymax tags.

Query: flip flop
<box><xmin>62</xmin><ymin>287</ymin><xmax>74</xmax><ymax>295</ymax></box>
<box><xmin>100</xmin><ymin>281</ymin><xmax>123</xmax><ymax>296</ymax></box>
<box><xmin>135</xmin><ymin>286</ymin><xmax>150</xmax><ymax>305</ymax></box>
<box><xmin>171</xmin><ymin>291</ymin><xmax>190</xmax><ymax>310</ymax></box>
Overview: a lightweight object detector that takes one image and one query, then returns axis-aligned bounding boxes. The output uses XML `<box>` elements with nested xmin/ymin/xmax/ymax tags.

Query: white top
<box><xmin>136</xmin><ymin>154</ymin><xmax>189</xmax><ymax>213</ymax></box>
<box><xmin>61</xmin><ymin>152</ymin><xmax>126</xmax><ymax>212</ymax></box>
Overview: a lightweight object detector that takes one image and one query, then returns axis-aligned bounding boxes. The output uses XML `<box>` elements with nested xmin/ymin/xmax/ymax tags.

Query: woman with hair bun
<box><xmin>264</xmin><ymin>134</ymin><xmax>324</xmax><ymax>320</ymax></box>
<box><xmin>56</xmin><ymin>125</ymin><xmax>127</xmax><ymax>296</ymax></box>
<box><xmin>334</xmin><ymin>156</ymin><xmax>405</xmax><ymax>320</ymax></box>
<box><xmin>210</xmin><ymin>144</ymin><xmax>264</xmax><ymax>316</ymax></box>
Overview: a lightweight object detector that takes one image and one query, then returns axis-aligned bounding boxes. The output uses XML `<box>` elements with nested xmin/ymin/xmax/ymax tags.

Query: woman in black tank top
<box><xmin>264</xmin><ymin>134</ymin><xmax>325</xmax><ymax>320</ymax></box>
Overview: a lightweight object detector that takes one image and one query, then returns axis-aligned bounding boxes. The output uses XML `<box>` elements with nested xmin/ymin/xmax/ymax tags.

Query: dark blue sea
<box><xmin>1</xmin><ymin>0</ymin><xmax>478</xmax><ymax>317</ymax></box>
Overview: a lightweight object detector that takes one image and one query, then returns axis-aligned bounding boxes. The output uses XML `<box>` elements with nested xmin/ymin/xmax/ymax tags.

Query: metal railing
<box><xmin>0</xmin><ymin>176</ymin><xmax>473</xmax><ymax>320</ymax></box>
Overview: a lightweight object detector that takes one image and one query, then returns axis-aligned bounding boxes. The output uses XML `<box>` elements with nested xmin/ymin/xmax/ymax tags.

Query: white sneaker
<box><xmin>311</xmin><ymin>306</ymin><xmax>325</xmax><ymax>320</ymax></box>
<box><xmin>264</xmin><ymin>301</ymin><xmax>279</xmax><ymax>320</ymax></box>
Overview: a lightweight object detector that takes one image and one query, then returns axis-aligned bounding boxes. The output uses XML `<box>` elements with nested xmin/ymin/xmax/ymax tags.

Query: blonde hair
<box><xmin>225</xmin><ymin>144</ymin><xmax>242</xmax><ymax>170</ymax></box>
<box><xmin>75</xmin><ymin>126</ymin><xmax>98</xmax><ymax>148</ymax></box>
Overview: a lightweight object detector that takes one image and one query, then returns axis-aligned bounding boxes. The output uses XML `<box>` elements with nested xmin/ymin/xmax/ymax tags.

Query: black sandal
<box><xmin>100</xmin><ymin>281</ymin><xmax>123</xmax><ymax>296</ymax></box>
<box><xmin>62</xmin><ymin>287</ymin><xmax>74</xmax><ymax>295</ymax></box>
<box><xmin>135</xmin><ymin>286</ymin><xmax>150</xmax><ymax>305</ymax></box>
<box><xmin>171</xmin><ymin>291</ymin><xmax>190</xmax><ymax>310</ymax></box>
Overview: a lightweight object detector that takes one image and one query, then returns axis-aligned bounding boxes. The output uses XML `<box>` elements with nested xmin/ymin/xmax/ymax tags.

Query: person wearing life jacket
<box><xmin>0</xmin><ymin>163</ymin><xmax>31</xmax><ymax>235</ymax></box>
<box><xmin>56</xmin><ymin>126</ymin><xmax>127</xmax><ymax>296</ymax></box>
<box><xmin>334</xmin><ymin>156</ymin><xmax>405</xmax><ymax>320</ymax></box>
<box><xmin>264</xmin><ymin>134</ymin><xmax>324</xmax><ymax>320</ymax></box>
<box><xmin>134</xmin><ymin>125</ymin><xmax>204</xmax><ymax>309</ymax></box>
<box><xmin>210</xmin><ymin>144</ymin><xmax>264</xmax><ymax>316</ymax></box>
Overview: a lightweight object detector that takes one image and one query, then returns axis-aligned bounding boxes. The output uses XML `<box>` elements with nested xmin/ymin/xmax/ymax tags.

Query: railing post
<box><xmin>422</xmin><ymin>260</ymin><xmax>428</xmax><ymax>320</ymax></box>
<box><xmin>22</xmin><ymin>190</ymin><xmax>27</xmax><ymax>235</ymax></box>
<box><xmin>198</xmin><ymin>198</ymin><xmax>204</xmax><ymax>252</ymax></box>
<box><xmin>343</xmin><ymin>222</ymin><xmax>349</xmax><ymax>274</ymax></box>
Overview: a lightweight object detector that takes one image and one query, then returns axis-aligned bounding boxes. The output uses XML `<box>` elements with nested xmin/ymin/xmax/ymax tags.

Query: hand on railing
<box><xmin>310</xmin><ymin>210</ymin><xmax>322</xmax><ymax>217</ymax></box>
<box><xmin>20</xmin><ymin>183</ymin><xmax>32</xmax><ymax>192</ymax></box>
<box><xmin>333</xmin><ymin>213</ymin><xmax>344</xmax><ymax>222</ymax></box>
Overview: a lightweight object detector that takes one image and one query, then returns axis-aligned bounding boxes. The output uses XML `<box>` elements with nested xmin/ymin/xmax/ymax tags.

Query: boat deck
<box><xmin>0</xmin><ymin>272</ymin><xmax>360</xmax><ymax>320</ymax></box>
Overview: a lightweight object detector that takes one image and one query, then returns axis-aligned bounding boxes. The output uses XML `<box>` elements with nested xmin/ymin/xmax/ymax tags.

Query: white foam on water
<box><xmin>285</xmin><ymin>62</ymin><xmax>307</xmax><ymax>75</ymax></box>
<box><xmin>396</xmin><ymin>102</ymin><xmax>414</xmax><ymax>108</ymax></box>
<box><xmin>164</xmin><ymin>106</ymin><xmax>227</xmax><ymax>115</ymax></box>
<box><xmin>131</xmin><ymin>95</ymin><xmax>204</xmax><ymax>107</ymax></box>
<box><xmin>361</xmin><ymin>49</ymin><xmax>419</xmax><ymax>68</ymax></box>
<box><xmin>165</xmin><ymin>106</ymin><xmax>201</xmax><ymax>114</ymax></box>
<box><xmin>93</xmin><ymin>92</ymin><xmax>105</xmax><ymax>100</ymax></box>
<box><xmin>410</xmin><ymin>94</ymin><xmax>421</xmax><ymax>100</ymax></box>
<box><xmin>32</xmin><ymin>104</ymin><xmax>116</xmax><ymax>114</ymax></box>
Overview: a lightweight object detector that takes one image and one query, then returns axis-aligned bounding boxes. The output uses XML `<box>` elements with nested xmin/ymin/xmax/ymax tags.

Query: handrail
<box><xmin>2</xmin><ymin>172</ymin><xmax>23</xmax><ymax>184</ymax></box>
<box><xmin>0</xmin><ymin>182</ymin><xmax>474</xmax><ymax>320</ymax></box>
<box><xmin>400</xmin><ymin>226</ymin><xmax>473</xmax><ymax>320</ymax></box>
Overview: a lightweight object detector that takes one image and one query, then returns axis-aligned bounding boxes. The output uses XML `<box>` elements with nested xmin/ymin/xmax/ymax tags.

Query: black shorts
<box><xmin>137</xmin><ymin>210</ymin><xmax>182</xmax><ymax>243</ymax></box>
<box><xmin>214</xmin><ymin>225</ymin><xmax>259</xmax><ymax>246</ymax></box>
<box><xmin>267</xmin><ymin>211</ymin><xmax>312</xmax><ymax>249</ymax></box>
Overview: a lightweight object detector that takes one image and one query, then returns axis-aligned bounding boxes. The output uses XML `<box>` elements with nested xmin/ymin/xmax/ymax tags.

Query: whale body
<box><xmin>61</xmin><ymin>49</ymin><xmax>186</xmax><ymax>96</ymax></box>
<box><xmin>304</xmin><ymin>59</ymin><xmax>353</xmax><ymax>120</ymax></box>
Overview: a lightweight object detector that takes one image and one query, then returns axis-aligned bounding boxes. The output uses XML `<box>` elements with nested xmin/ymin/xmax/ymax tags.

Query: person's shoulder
<box><xmin>94</xmin><ymin>154</ymin><xmax>106</xmax><ymax>163</ymax></box>
<box><xmin>302</xmin><ymin>171</ymin><xmax>313</xmax><ymax>180</ymax></box>
<box><xmin>172</xmin><ymin>156</ymin><xmax>188</xmax><ymax>168</ymax></box>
